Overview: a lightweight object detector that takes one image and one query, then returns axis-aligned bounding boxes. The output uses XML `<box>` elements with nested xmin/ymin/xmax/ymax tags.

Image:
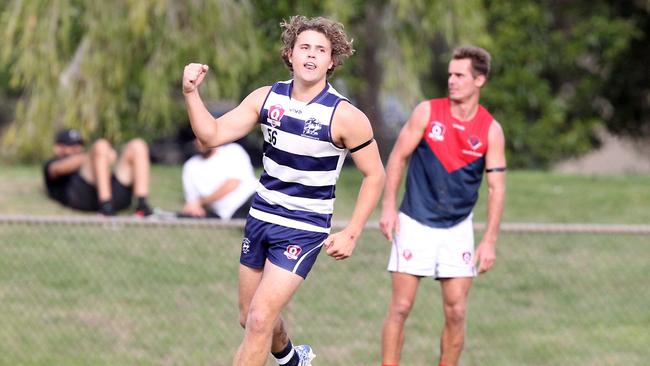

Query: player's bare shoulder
<box><xmin>486</xmin><ymin>118</ymin><xmax>506</xmax><ymax>165</ymax></box>
<box><xmin>335</xmin><ymin>100</ymin><xmax>370</xmax><ymax>123</ymax></box>
<box><xmin>242</xmin><ymin>85</ymin><xmax>273</xmax><ymax>111</ymax></box>
<box><xmin>490</xmin><ymin>119</ymin><xmax>504</xmax><ymax>132</ymax></box>
<box><xmin>489</xmin><ymin>119</ymin><xmax>505</xmax><ymax>142</ymax></box>
<box><xmin>409</xmin><ymin>100</ymin><xmax>432</xmax><ymax>128</ymax></box>
<box><xmin>331</xmin><ymin>101</ymin><xmax>373</xmax><ymax>148</ymax></box>
<box><xmin>251</xmin><ymin>85</ymin><xmax>272</xmax><ymax>98</ymax></box>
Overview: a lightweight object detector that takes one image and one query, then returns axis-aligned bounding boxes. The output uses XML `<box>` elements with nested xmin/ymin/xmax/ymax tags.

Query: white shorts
<box><xmin>387</xmin><ymin>212</ymin><xmax>477</xmax><ymax>279</ymax></box>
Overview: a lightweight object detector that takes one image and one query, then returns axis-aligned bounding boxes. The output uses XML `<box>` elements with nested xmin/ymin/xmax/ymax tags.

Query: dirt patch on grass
<box><xmin>553</xmin><ymin>131</ymin><xmax>650</xmax><ymax>175</ymax></box>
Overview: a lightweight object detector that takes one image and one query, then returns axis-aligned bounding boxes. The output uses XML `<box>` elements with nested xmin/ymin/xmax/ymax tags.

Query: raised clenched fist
<box><xmin>183</xmin><ymin>63</ymin><xmax>209</xmax><ymax>94</ymax></box>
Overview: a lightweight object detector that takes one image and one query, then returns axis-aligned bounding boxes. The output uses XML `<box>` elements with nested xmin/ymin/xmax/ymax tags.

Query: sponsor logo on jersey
<box><xmin>428</xmin><ymin>121</ymin><xmax>446</xmax><ymax>141</ymax></box>
<box><xmin>284</xmin><ymin>244</ymin><xmax>302</xmax><ymax>260</ymax></box>
<box><xmin>452</xmin><ymin>123</ymin><xmax>466</xmax><ymax>131</ymax></box>
<box><xmin>461</xmin><ymin>149</ymin><xmax>483</xmax><ymax>157</ymax></box>
<box><xmin>267</xmin><ymin>104</ymin><xmax>285</xmax><ymax>128</ymax></box>
<box><xmin>301</xmin><ymin>117</ymin><xmax>322</xmax><ymax>138</ymax></box>
<box><xmin>468</xmin><ymin>135</ymin><xmax>482</xmax><ymax>150</ymax></box>
<box><xmin>242</xmin><ymin>238</ymin><xmax>251</xmax><ymax>254</ymax></box>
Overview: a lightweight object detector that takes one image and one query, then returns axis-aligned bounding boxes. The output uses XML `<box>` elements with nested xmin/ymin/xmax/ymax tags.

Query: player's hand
<box><xmin>379</xmin><ymin>208</ymin><xmax>400</xmax><ymax>241</ymax></box>
<box><xmin>183</xmin><ymin>63</ymin><xmax>209</xmax><ymax>94</ymax></box>
<box><xmin>182</xmin><ymin>201</ymin><xmax>206</xmax><ymax>217</ymax></box>
<box><xmin>324</xmin><ymin>230</ymin><xmax>358</xmax><ymax>260</ymax></box>
<box><xmin>474</xmin><ymin>240</ymin><xmax>496</xmax><ymax>274</ymax></box>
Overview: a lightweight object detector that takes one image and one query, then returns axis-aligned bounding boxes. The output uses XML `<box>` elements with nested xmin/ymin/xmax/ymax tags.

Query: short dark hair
<box><xmin>453</xmin><ymin>46</ymin><xmax>491</xmax><ymax>79</ymax></box>
<box><xmin>280</xmin><ymin>15</ymin><xmax>355</xmax><ymax>77</ymax></box>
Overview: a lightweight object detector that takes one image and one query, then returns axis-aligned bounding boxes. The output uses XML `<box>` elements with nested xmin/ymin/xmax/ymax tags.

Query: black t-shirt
<box><xmin>43</xmin><ymin>157</ymin><xmax>74</xmax><ymax>205</ymax></box>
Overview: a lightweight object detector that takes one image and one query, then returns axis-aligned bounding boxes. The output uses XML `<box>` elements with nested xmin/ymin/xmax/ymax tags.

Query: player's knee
<box><xmin>390</xmin><ymin>298</ymin><xmax>415</xmax><ymax>321</ymax></box>
<box><xmin>126</xmin><ymin>138</ymin><xmax>149</xmax><ymax>156</ymax></box>
<box><xmin>443</xmin><ymin>303</ymin><xmax>466</xmax><ymax>324</ymax></box>
<box><xmin>90</xmin><ymin>139</ymin><xmax>112</xmax><ymax>156</ymax></box>
<box><xmin>244</xmin><ymin>308</ymin><xmax>274</xmax><ymax>335</ymax></box>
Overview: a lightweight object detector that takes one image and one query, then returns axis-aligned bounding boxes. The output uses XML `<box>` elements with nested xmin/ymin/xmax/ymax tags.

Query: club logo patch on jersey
<box><xmin>301</xmin><ymin>117</ymin><xmax>322</xmax><ymax>139</ymax></box>
<box><xmin>242</xmin><ymin>238</ymin><xmax>251</xmax><ymax>255</ymax></box>
<box><xmin>468</xmin><ymin>135</ymin><xmax>482</xmax><ymax>150</ymax></box>
<box><xmin>428</xmin><ymin>121</ymin><xmax>446</xmax><ymax>141</ymax></box>
<box><xmin>284</xmin><ymin>244</ymin><xmax>302</xmax><ymax>260</ymax></box>
<box><xmin>402</xmin><ymin>249</ymin><xmax>413</xmax><ymax>261</ymax></box>
<box><xmin>462</xmin><ymin>251</ymin><xmax>472</xmax><ymax>264</ymax></box>
<box><xmin>268</xmin><ymin>104</ymin><xmax>285</xmax><ymax>127</ymax></box>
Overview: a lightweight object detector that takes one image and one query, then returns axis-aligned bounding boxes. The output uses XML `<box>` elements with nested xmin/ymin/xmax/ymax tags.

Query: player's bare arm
<box><xmin>475</xmin><ymin>120</ymin><xmax>506</xmax><ymax>273</ymax></box>
<box><xmin>183</xmin><ymin>178</ymin><xmax>241</xmax><ymax>217</ymax></box>
<box><xmin>199</xmin><ymin>178</ymin><xmax>241</xmax><ymax>206</ymax></box>
<box><xmin>325</xmin><ymin>102</ymin><xmax>385</xmax><ymax>260</ymax></box>
<box><xmin>379</xmin><ymin>100</ymin><xmax>430</xmax><ymax>241</ymax></box>
<box><xmin>182</xmin><ymin>63</ymin><xmax>267</xmax><ymax>148</ymax></box>
<box><xmin>47</xmin><ymin>153</ymin><xmax>86</xmax><ymax>178</ymax></box>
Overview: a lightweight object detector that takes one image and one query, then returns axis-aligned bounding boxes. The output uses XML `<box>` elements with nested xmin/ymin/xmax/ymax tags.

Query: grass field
<box><xmin>1</xmin><ymin>165</ymin><xmax>649</xmax><ymax>365</ymax></box>
<box><xmin>1</xmin><ymin>164</ymin><xmax>649</xmax><ymax>224</ymax></box>
<box><xmin>1</xmin><ymin>222</ymin><xmax>648</xmax><ymax>365</ymax></box>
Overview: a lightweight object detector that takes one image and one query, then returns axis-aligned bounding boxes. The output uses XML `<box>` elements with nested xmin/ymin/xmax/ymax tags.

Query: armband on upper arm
<box><xmin>485</xmin><ymin>167</ymin><xmax>507</xmax><ymax>173</ymax></box>
<box><xmin>349</xmin><ymin>138</ymin><xmax>374</xmax><ymax>153</ymax></box>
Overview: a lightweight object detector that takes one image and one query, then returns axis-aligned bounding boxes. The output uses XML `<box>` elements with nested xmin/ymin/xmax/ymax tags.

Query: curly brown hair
<box><xmin>280</xmin><ymin>15</ymin><xmax>355</xmax><ymax>77</ymax></box>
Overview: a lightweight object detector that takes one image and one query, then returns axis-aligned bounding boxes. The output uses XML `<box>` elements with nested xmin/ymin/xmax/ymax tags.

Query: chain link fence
<box><xmin>1</xmin><ymin>215</ymin><xmax>648</xmax><ymax>366</ymax></box>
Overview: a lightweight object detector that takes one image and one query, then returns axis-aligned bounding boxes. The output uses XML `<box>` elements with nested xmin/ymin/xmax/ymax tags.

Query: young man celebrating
<box><xmin>379</xmin><ymin>46</ymin><xmax>506</xmax><ymax>366</ymax></box>
<box><xmin>182</xmin><ymin>16</ymin><xmax>385</xmax><ymax>366</ymax></box>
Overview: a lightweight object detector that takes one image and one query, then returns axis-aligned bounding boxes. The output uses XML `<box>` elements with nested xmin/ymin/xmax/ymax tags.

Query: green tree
<box><xmin>3</xmin><ymin>1</ymin><xmax>645</xmax><ymax>168</ymax></box>
<box><xmin>215</xmin><ymin>0</ymin><xmax>490</xmax><ymax>160</ymax></box>
<box><xmin>1</xmin><ymin>0</ymin><xmax>488</xmax><ymax>162</ymax></box>
<box><xmin>328</xmin><ymin>0</ymin><xmax>489</xmax><ymax>159</ymax></box>
<box><xmin>1</xmin><ymin>0</ymin><xmax>262</xmax><ymax>161</ymax></box>
<box><xmin>483</xmin><ymin>0</ymin><xmax>640</xmax><ymax>168</ymax></box>
<box><xmin>602</xmin><ymin>0</ymin><xmax>650</xmax><ymax>138</ymax></box>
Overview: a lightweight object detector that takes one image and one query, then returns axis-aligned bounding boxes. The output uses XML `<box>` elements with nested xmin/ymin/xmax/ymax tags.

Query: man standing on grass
<box><xmin>183</xmin><ymin>15</ymin><xmax>385</xmax><ymax>366</ymax></box>
<box><xmin>379</xmin><ymin>46</ymin><xmax>506</xmax><ymax>366</ymax></box>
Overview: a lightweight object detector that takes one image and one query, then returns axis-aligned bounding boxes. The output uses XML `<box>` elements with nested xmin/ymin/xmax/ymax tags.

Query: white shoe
<box><xmin>294</xmin><ymin>344</ymin><xmax>315</xmax><ymax>366</ymax></box>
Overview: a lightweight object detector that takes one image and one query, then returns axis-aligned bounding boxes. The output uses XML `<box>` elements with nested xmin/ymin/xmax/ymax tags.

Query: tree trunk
<box><xmin>354</xmin><ymin>3</ymin><xmax>392</xmax><ymax>162</ymax></box>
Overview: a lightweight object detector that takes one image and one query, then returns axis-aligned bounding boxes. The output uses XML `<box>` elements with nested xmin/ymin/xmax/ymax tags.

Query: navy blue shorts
<box><xmin>240</xmin><ymin>217</ymin><xmax>327</xmax><ymax>279</ymax></box>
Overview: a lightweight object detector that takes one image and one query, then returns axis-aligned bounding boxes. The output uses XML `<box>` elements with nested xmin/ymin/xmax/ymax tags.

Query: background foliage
<box><xmin>0</xmin><ymin>0</ymin><xmax>648</xmax><ymax>167</ymax></box>
<box><xmin>0</xmin><ymin>0</ymin><xmax>263</xmax><ymax>160</ymax></box>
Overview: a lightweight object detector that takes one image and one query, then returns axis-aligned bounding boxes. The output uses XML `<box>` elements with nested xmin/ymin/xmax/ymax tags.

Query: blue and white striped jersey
<box><xmin>249</xmin><ymin>80</ymin><xmax>349</xmax><ymax>233</ymax></box>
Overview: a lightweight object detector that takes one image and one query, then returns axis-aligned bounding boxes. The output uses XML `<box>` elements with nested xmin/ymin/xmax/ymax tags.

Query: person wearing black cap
<box><xmin>43</xmin><ymin>128</ymin><xmax>154</xmax><ymax>216</ymax></box>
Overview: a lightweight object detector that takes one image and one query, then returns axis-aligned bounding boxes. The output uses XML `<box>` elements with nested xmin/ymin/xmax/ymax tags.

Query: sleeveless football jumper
<box><xmin>249</xmin><ymin>80</ymin><xmax>349</xmax><ymax>233</ymax></box>
<box><xmin>400</xmin><ymin>97</ymin><xmax>494</xmax><ymax>228</ymax></box>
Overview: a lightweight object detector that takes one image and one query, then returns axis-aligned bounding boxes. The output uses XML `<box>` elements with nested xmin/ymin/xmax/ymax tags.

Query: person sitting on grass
<box><xmin>180</xmin><ymin>138</ymin><xmax>257</xmax><ymax>219</ymax></box>
<box><xmin>43</xmin><ymin>128</ymin><xmax>154</xmax><ymax>216</ymax></box>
